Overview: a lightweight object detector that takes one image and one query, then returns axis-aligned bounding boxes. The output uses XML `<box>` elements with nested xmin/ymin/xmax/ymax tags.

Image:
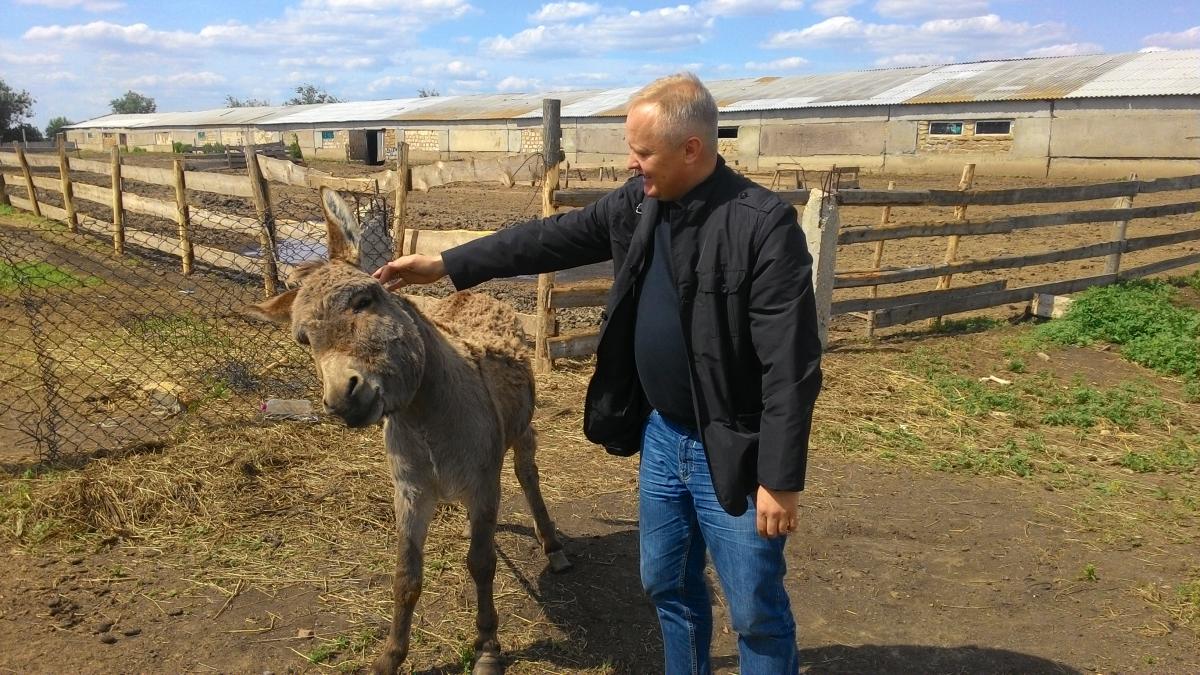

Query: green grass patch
<box><xmin>904</xmin><ymin>353</ymin><xmax>1027</xmax><ymax>416</ymax></box>
<box><xmin>0</xmin><ymin>261</ymin><xmax>103</xmax><ymax>292</ymax></box>
<box><xmin>0</xmin><ymin>204</ymin><xmax>13</xmax><ymax>216</ymax></box>
<box><xmin>1035</xmin><ymin>380</ymin><xmax>1167</xmax><ymax>430</ymax></box>
<box><xmin>122</xmin><ymin>313</ymin><xmax>231</xmax><ymax>350</ymax></box>
<box><xmin>933</xmin><ymin>439</ymin><xmax>1035</xmax><ymax>477</ymax></box>
<box><xmin>932</xmin><ymin>316</ymin><xmax>1005</xmax><ymax>335</ymax></box>
<box><xmin>1118</xmin><ymin>436</ymin><xmax>1199</xmax><ymax>474</ymax></box>
<box><xmin>1037</xmin><ymin>279</ymin><xmax>1200</xmax><ymax>382</ymax></box>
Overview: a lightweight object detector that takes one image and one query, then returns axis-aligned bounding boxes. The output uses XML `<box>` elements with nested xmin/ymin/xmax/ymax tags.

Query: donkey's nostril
<box><xmin>346</xmin><ymin>375</ymin><xmax>360</xmax><ymax>398</ymax></box>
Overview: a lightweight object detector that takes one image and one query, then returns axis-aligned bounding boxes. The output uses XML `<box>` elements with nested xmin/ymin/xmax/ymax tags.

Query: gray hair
<box><xmin>628</xmin><ymin>72</ymin><xmax>718</xmax><ymax>154</ymax></box>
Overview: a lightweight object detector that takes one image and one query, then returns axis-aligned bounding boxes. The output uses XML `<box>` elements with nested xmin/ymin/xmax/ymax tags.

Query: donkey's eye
<box><xmin>296</xmin><ymin>329</ymin><xmax>310</xmax><ymax>346</ymax></box>
<box><xmin>351</xmin><ymin>294</ymin><xmax>372</xmax><ymax>312</ymax></box>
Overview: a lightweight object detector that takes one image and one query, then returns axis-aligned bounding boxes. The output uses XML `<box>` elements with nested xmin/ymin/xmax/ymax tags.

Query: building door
<box><xmin>348</xmin><ymin>130</ymin><xmax>367</xmax><ymax>162</ymax></box>
<box><xmin>365</xmin><ymin>130</ymin><xmax>386</xmax><ymax>165</ymax></box>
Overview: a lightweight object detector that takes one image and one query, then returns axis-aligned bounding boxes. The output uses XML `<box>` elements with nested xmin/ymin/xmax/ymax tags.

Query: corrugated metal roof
<box><xmin>66</xmin><ymin>50</ymin><xmax>1200</xmax><ymax>130</ymax></box>
<box><xmin>1066</xmin><ymin>49</ymin><xmax>1200</xmax><ymax>98</ymax></box>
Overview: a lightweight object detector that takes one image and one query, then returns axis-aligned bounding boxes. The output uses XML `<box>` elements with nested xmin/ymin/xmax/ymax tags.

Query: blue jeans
<box><xmin>638</xmin><ymin>410</ymin><xmax>799</xmax><ymax>675</ymax></box>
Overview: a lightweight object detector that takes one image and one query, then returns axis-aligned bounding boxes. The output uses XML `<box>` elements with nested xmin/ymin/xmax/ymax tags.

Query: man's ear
<box><xmin>243</xmin><ymin>288</ymin><xmax>298</xmax><ymax>325</ymax></box>
<box><xmin>683</xmin><ymin>135</ymin><xmax>704</xmax><ymax>164</ymax></box>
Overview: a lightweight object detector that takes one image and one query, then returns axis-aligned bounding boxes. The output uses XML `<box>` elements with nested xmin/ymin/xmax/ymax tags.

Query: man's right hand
<box><xmin>372</xmin><ymin>254</ymin><xmax>447</xmax><ymax>290</ymax></box>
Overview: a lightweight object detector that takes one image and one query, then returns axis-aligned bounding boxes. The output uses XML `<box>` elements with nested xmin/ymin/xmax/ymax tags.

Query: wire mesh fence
<box><xmin>0</xmin><ymin>153</ymin><xmax>395</xmax><ymax>465</ymax></box>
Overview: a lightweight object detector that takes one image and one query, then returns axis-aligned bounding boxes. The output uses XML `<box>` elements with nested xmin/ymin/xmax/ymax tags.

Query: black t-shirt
<box><xmin>633</xmin><ymin>203</ymin><xmax>695</xmax><ymax>429</ymax></box>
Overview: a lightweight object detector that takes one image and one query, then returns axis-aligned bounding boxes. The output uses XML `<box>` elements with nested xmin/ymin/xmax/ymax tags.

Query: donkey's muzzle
<box><xmin>319</xmin><ymin>357</ymin><xmax>383</xmax><ymax>427</ymax></box>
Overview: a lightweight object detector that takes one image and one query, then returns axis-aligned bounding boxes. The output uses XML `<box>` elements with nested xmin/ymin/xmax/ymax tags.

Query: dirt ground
<box><xmin>1</xmin><ymin>165</ymin><xmax>1198</xmax><ymax>673</ymax></box>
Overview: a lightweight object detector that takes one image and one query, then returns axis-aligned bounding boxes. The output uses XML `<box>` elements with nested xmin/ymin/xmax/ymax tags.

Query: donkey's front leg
<box><xmin>465</xmin><ymin>479</ymin><xmax>503</xmax><ymax>675</ymax></box>
<box><xmin>373</xmin><ymin>485</ymin><xmax>435</xmax><ymax>675</ymax></box>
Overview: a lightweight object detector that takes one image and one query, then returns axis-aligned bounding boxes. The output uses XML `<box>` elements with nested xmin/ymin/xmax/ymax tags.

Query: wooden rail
<box><xmin>3</xmin><ymin>145</ymin><xmax>1199</xmax><ymax>362</ymax></box>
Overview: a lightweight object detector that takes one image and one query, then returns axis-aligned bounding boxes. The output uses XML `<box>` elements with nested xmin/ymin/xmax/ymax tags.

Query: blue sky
<box><xmin>1</xmin><ymin>0</ymin><xmax>1197</xmax><ymax>129</ymax></box>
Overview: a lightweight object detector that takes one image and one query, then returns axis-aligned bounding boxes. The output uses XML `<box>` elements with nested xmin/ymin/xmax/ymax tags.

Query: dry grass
<box><xmin>1</xmin><ymin>357</ymin><xmax>635</xmax><ymax>673</ymax></box>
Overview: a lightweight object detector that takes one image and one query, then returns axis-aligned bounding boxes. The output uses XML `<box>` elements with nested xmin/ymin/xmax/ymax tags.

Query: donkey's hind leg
<box><xmin>512</xmin><ymin>425</ymin><xmax>571</xmax><ymax>572</ymax></box>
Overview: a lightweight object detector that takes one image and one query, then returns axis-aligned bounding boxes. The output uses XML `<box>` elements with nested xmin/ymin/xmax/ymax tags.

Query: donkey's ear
<box><xmin>320</xmin><ymin>187</ymin><xmax>362</xmax><ymax>266</ymax></box>
<box><xmin>243</xmin><ymin>288</ymin><xmax>299</xmax><ymax>325</ymax></box>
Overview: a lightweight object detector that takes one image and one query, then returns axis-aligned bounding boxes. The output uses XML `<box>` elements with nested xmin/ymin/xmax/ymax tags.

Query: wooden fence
<box><xmin>0</xmin><ymin>136</ymin><xmax>412</xmax><ymax>287</ymax></box>
<box><xmin>537</xmin><ymin>170</ymin><xmax>1200</xmax><ymax>366</ymax></box>
<box><xmin>5</xmin><ymin>133</ymin><xmax>1199</xmax><ymax>374</ymax></box>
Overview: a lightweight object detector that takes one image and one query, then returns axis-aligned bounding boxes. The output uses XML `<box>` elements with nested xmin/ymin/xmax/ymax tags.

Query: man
<box><xmin>374</xmin><ymin>73</ymin><xmax>822</xmax><ymax>674</ymax></box>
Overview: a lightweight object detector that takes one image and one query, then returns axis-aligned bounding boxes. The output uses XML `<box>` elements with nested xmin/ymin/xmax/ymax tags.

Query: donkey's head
<box><xmin>248</xmin><ymin>188</ymin><xmax>425</xmax><ymax>427</ymax></box>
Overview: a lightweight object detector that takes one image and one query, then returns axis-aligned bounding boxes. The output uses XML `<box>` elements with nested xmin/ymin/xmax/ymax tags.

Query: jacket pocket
<box><xmin>695</xmin><ymin>266</ymin><xmax>748</xmax><ymax>346</ymax></box>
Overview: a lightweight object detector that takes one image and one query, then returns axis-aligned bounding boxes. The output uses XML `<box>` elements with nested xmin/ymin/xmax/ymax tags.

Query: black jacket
<box><xmin>442</xmin><ymin>159</ymin><xmax>823</xmax><ymax>516</ymax></box>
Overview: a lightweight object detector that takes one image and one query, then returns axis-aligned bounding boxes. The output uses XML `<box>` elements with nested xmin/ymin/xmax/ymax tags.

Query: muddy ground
<box><xmin>1</xmin><ymin>163</ymin><xmax>1198</xmax><ymax>673</ymax></box>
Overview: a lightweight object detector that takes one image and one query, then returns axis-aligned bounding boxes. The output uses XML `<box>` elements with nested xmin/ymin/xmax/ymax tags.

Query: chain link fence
<box><xmin>0</xmin><ymin>152</ymin><xmax>394</xmax><ymax>465</ymax></box>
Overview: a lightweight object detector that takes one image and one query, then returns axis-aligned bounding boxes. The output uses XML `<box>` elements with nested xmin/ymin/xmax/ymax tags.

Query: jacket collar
<box><xmin>659</xmin><ymin>155</ymin><xmax>728</xmax><ymax>218</ymax></box>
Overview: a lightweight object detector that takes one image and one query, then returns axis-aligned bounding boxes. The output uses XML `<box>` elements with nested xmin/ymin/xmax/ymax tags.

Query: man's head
<box><xmin>625</xmin><ymin>72</ymin><xmax>719</xmax><ymax>202</ymax></box>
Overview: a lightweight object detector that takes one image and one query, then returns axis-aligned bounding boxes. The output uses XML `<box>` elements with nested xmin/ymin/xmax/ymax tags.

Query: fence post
<box><xmin>13</xmin><ymin>142</ymin><xmax>41</xmax><ymax>217</ymax></box>
<box><xmin>172</xmin><ymin>158</ymin><xmax>194</xmax><ymax>275</ymax></box>
<box><xmin>244</xmin><ymin>145</ymin><xmax>280</xmax><ymax>296</ymax></box>
<box><xmin>1105</xmin><ymin>172</ymin><xmax>1138</xmax><ymax>276</ymax></box>
<box><xmin>392</xmin><ymin>141</ymin><xmax>410</xmax><ymax>258</ymax></box>
<box><xmin>55</xmin><ymin>133</ymin><xmax>79</xmax><ymax>232</ymax></box>
<box><xmin>534</xmin><ymin>98</ymin><xmax>562</xmax><ymax>374</ymax></box>
<box><xmin>866</xmin><ymin>180</ymin><xmax>895</xmax><ymax>338</ymax></box>
<box><xmin>931</xmin><ymin>163</ymin><xmax>975</xmax><ymax>325</ymax></box>
<box><xmin>801</xmin><ymin>189</ymin><xmax>841</xmax><ymax>349</ymax></box>
<box><xmin>111</xmin><ymin>146</ymin><xmax>125</xmax><ymax>254</ymax></box>
<box><xmin>0</xmin><ymin>170</ymin><xmax>9</xmax><ymax>207</ymax></box>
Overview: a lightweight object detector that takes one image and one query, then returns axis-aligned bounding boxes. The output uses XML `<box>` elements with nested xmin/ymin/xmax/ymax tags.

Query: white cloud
<box><xmin>529</xmin><ymin>2</ymin><xmax>600</xmax><ymax>22</ymax></box>
<box><xmin>412</xmin><ymin>60</ymin><xmax>489</xmax><ymax>79</ymax></box>
<box><xmin>874</xmin><ymin>52</ymin><xmax>947</xmax><ymax>67</ymax></box>
<box><xmin>308</xmin><ymin>0</ymin><xmax>472</xmax><ymax>16</ymax></box>
<box><xmin>873</xmin><ymin>0</ymin><xmax>988</xmax><ymax>19</ymax></box>
<box><xmin>481</xmin><ymin>6</ymin><xmax>713</xmax><ymax>57</ymax></box>
<box><xmin>1142</xmin><ymin>26</ymin><xmax>1200</xmax><ymax>49</ymax></box>
<box><xmin>0</xmin><ymin>50</ymin><xmax>63</xmax><ymax>65</ymax></box>
<box><xmin>810</xmin><ymin>0</ymin><xmax>860</xmax><ymax>15</ymax></box>
<box><xmin>1026</xmin><ymin>42</ymin><xmax>1102</xmax><ymax>58</ymax></box>
<box><xmin>1138</xmin><ymin>45</ymin><xmax>1169</xmax><ymax>53</ymax></box>
<box><xmin>126</xmin><ymin>71</ymin><xmax>226</xmax><ymax>88</ymax></box>
<box><xmin>278</xmin><ymin>55</ymin><xmax>378</xmax><ymax>69</ymax></box>
<box><xmin>23</xmin><ymin>21</ymin><xmax>209</xmax><ymax>49</ymax></box>
<box><xmin>366</xmin><ymin>75</ymin><xmax>422</xmax><ymax>93</ymax></box>
<box><xmin>496</xmin><ymin>75</ymin><xmax>539</xmax><ymax>92</ymax></box>
<box><xmin>765</xmin><ymin>13</ymin><xmax>1069</xmax><ymax>58</ymax></box>
<box><xmin>745</xmin><ymin>56</ymin><xmax>809</xmax><ymax>70</ymax></box>
<box><xmin>766</xmin><ymin>16</ymin><xmax>903</xmax><ymax>44</ymax></box>
<box><xmin>44</xmin><ymin>71</ymin><xmax>81</xmax><ymax>82</ymax></box>
<box><xmin>15</xmin><ymin>0</ymin><xmax>125</xmax><ymax>12</ymax></box>
<box><xmin>699</xmin><ymin>0</ymin><xmax>804</xmax><ymax>16</ymax></box>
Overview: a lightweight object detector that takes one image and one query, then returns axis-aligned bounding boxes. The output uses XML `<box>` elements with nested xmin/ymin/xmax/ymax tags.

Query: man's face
<box><xmin>625</xmin><ymin>102</ymin><xmax>689</xmax><ymax>201</ymax></box>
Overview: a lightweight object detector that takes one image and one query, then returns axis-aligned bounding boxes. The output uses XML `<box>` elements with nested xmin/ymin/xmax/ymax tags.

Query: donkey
<box><xmin>249</xmin><ymin>187</ymin><xmax>571</xmax><ymax>674</ymax></box>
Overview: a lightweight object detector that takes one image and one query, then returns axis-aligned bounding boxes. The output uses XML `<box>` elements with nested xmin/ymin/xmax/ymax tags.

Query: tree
<box><xmin>417</xmin><ymin>88</ymin><xmax>440</xmax><ymax>98</ymax></box>
<box><xmin>1</xmin><ymin>123</ymin><xmax>44</xmax><ymax>144</ymax></box>
<box><xmin>45</xmin><ymin>116</ymin><xmax>73</xmax><ymax>139</ymax></box>
<box><xmin>1</xmin><ymin>78</ymin><xmax>36</xmax><ymax>139</ymax></box>
<box><xmin>285</xmin><ymin>84</ymin><xmax>340</xmax><ymax>105</ymax></box>
<box><xmin>225</xmin><ymin>95</ymin><xmax>271</xmax><ymax>108</ymax></box>
<box><xmin>110</xmin><ymin>90</ymin><xmax>156</xmax><ymax>114</ymax></box>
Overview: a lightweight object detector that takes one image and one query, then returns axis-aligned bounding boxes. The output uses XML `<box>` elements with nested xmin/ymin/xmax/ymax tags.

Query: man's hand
<box><xmin>372</xmin><ymin>254</ymin><xmax>447</xmax><ymax>290</ymax></box>
<box><xmin>756</xmin><ymin>486</ymin><xmax>799</xmax><ymax>539</ymax></box>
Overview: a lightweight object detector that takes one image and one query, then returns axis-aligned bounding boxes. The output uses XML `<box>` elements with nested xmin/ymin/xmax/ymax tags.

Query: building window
<box><xmin>929</xmin><ymin>121</ymin><xmax>963</xmax><ymax>135</ymax></box>
<box><xmin>975</xmin><ymin>120</ymin><xmax>1012</xmax><ymax>135</ymax></box>
<box><xmin>717</xmin><ymin>127</ymin><xmax>738</xmax><ymax>139</ymax></box>
<box><xmin>197</xmin><ymin>131</ymin><xmax>206</xmax><ymax>140</ymax></box>
<box><xmin>321</xmin><ymin>131</ymin><xmax>335</xmax><ymax>141</ymax></box>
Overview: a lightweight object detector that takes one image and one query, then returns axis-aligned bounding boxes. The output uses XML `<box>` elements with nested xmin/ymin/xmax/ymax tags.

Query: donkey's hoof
<box><xmin>472</xmin><ymin>652</ymin><xmax>505</xmax><ymax>675</ymax></box>
<box><xmin>547</xmin><ymin>550</ymin><xmax>573</xmax><ymax>573</ymax></box>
